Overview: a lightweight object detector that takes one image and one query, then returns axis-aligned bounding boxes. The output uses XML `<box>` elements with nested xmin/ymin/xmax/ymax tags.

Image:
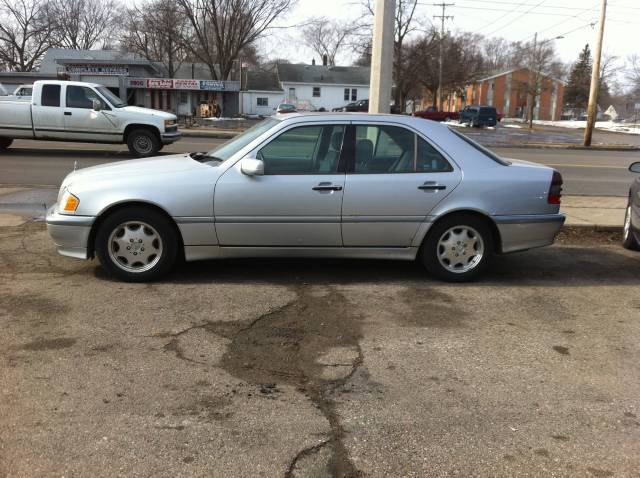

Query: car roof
<box><xmin>273</xmin><ymin>112</ymin><xmax>449</xmax><ymax>134</ymax></box>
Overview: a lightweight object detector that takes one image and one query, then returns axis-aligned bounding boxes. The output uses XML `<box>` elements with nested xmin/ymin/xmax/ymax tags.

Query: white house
<box><xmin>241</xmin><ymin>63</ymin><xmax>370</xmax><ymax>115</ymax></box>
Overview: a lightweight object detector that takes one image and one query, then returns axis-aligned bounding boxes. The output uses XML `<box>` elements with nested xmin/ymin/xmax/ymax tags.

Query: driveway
<box><xmin>1</xmin><ymin>221</ymin><xmax>639</xmax><ymax>477</ymax></box>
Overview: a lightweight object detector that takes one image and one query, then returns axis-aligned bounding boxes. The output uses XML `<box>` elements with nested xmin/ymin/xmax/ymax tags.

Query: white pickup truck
<box><xmin>0</xmin><ymin>80</ymin><xmax>181</xmax><ymax>157</ymax></box>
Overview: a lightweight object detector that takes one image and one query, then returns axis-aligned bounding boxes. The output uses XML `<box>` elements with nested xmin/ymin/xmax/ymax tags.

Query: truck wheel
<box><xmin>127</xmin><ymin>129</ymin><xmax>160</xmax><ymax>158</ymax></box>
<box><xmin>95</xmin><ymin>206</ymin><xmax>179</xmax><ymax>282</ymax></box>
<box><xmin>0</xmin><ymin>138</ymin><xmax>13</xmax><ymax>150</ymax></box>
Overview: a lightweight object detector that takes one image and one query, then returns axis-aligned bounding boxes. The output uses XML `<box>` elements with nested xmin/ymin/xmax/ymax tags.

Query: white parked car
<box><xmin>46</xmin><ymin>113</ymin><xmax>565</xmax><ymax>282</ymax></box>
<box><xmin>0</xmin><ymin>80</ymin><xmax>181</xmax><ymax>157</ymax></box>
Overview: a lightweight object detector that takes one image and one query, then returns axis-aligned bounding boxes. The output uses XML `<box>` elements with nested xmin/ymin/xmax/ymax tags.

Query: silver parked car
<box><xmin>46</xmin><ymin>113</ymin><xmax>565</xmax><ymax>282</ymax></box>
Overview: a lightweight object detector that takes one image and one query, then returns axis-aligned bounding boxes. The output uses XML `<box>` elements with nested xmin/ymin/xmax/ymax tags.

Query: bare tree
<box><xmin>176</xmin><ymin>0</ymin><xmax>294</xmax><ymax>80</ymax></box>
<box><xmin>301</xmin><ymin>16</ymin><xmax>357</xmax><ymax>66</ymax></box>
<box><xmin>522</xmin><ymin>39</ymin><xmax>558</xmax><ymax>128</ymax></box>
<box><xmin>49</xmin><ymin>0</ymin><xmax>120</xmax><ymax>50</ymax></box>
<box><xmin>122</xmin><ymin>0</ymin><xmax>190</xmax><ymax>77</ymax></box>
<box><xmin>0</xmin><ymin>0</ymin><xmax>57</xmax><ymax>71</ymax></box>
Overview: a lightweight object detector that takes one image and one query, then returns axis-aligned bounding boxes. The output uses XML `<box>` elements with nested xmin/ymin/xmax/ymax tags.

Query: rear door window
<box><xmin>41</xmin><ymin>85</ymin><xmax>61</xmax><ymax>107</ymax></box>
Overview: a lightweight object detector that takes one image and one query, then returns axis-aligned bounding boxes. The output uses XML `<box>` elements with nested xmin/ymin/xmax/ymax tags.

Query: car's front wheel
<box><xmin>95</xmin><ymin>207</ymin><xmax>178</xmax><ymax>281</ymax></box>
<box><xmin>127</xmin><ymin>129</ymin><xmax>160</xmax><ymax>158</ymax></box>
<box><xmin>622</xmin><ymin>201</ymin><xmax>640</xmax><ymax>250</ymax></box>
<box><xmin>0</xmin><ymin>138</ymin><xmax>13</xmax><ymax>150</ymax></box>
<box><xmin>421</xmin><ymin>214</ymin><xmax>493</xmax><ymax>282</ymax></box>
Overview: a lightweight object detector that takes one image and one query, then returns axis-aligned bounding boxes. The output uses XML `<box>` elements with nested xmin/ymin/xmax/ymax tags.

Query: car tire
<box><xmin>95</xmin><ymin>206</ymin><xmax>179</xmax><ymax>282</ymax></box>
<box><xmin>622</xmin><ymin>201</ymin><xmax>640</xmax><ymax>251</ymax></box>
<box><xmin>420</xmin><ymin>214</ymin><xmax>494</xmax><ymax>282</ymax></box>
<box><xmin>0</xmin><ymin>138</ymin><xmax>13</xmax><ymax>150</ymax></box>
<box><xmin>127</xmin><ymin>129</ymin><xmax>160</xmax><ymax>158</ymax></box>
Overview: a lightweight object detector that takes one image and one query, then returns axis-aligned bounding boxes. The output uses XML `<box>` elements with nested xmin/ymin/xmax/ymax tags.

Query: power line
<box><xmin>470</xmin><ymin>0</ymin><xmax>534</xmax><ymax>33</ymax></box>
<box><xmin>450</xmin><ymin>5</ymin><xmax>594</xmax><ymax>17</ymax></box>
<box><xmin>484</xmin><ymin>0</ymin><xmax>548</xmax><ymax>37</ymax></box>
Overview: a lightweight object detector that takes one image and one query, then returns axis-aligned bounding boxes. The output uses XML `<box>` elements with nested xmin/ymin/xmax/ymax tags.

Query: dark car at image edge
<box><xmin>623</xmin><ymin>161</ymin><xmax>640</xmax><ymax>250</ymax></box>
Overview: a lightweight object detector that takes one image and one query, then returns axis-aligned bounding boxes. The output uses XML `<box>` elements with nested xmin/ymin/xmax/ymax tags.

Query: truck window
<box><xmin>41</xmin><ymin>85</ymin><xmax>60</xmax><ymax>107</ymax></box>
<box><xmin>66</xmin><ymin>85</ymin><xmax>104</xmax><ymax>109</ymax></box>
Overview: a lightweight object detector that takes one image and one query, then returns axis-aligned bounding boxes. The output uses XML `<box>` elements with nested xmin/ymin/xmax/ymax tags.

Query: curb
<box><xmin>488</xmin><ymin>143</ymin><xmax>639</xmax><ymax>151</ymax></box>
<box><xmin>181</xmin><ymin>130</ymin><xmax>238</xmax><ymax>139</ymax></box>
<box><xmin>562</xmin><ymin>224</ymin><xmax>622</xmax><ymax>233</ymax></box>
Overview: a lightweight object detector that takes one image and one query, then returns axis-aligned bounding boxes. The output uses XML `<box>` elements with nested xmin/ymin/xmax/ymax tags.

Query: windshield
<box><xmin>206</xmin><ymin>118</ymin><xmax>279</xmax><ymax>161</ymax></box>
<box><xmin>96</xmin><ymin>86</ymin><xmax>127</xmax><ymax>108</ymax></box>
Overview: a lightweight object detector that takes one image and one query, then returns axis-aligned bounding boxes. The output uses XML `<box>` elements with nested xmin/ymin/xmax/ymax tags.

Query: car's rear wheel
<box><xmin>0</xmin><ymin>138</ymin><xmax>13</xmax><ymax>150</ymax></box>
<box><xmin>95</xmin><ymin>207</ymin><xmax>178</xmax><ymax>282</ymax></box>
<box><xmin>622</xmin><ymin>202</ymin><xmax>640</xmax><ymax>250</ymax></box>
<box><xmin>421</xmin><ymin>214</ymin><xmax>493</xmax><ymax>282</ymax></box>
<box><xmin>127</xmin><ymin>129</ymin><xmax>160</xmax><ymax>158</ymax></box>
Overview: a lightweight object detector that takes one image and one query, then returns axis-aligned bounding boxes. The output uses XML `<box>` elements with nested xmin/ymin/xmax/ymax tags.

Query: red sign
<box><xmin>146</xmin><ymin>79</ymin><xmax>173</xmax><ymax>89</ymax></box>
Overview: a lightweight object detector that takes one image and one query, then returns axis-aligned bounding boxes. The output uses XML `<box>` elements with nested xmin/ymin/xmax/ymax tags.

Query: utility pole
<box><xmin>434</xmin><ymin>2</ymin><xmax>454</xmax><ymax>111</ymax></box>
<box><xmin>583</xmin><ymin>0</ymin><xmax>607</xmax><ymax>146</ymax></box>
<box><xmin>527</xmin><ymin>32</ymin><xmax>537</xmax><ymax>129</ymax></box>
<box><xmin>369</xmin><ymin>0</ymin><xmax>396</xmax><ymax>114</ymax></box>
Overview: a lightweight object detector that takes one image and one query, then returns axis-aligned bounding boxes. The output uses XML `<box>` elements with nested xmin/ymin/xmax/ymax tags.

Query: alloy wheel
<box><xmin>107</xmin><ymin>221</ymin><xmax>163</xmax><ymax>273</ymax></box>
<box><xmin>437</xmin><ymin>225</ymin><xmax>485</xmax><ymax>274</ymax></box>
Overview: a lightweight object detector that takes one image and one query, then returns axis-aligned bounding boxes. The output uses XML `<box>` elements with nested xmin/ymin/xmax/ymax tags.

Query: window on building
<box><xmin>351</xmin><ymin>88</ymin><xmax>357</xmax><ymax>101</ymax></box>
<box><xmin>257</xmin><ymin>97</ymin><xmax>268</xmax><ymax>107</ymax></box>
<box><xmin>41</xmin><ymin>84</ymin><xmax>61</xmax><ymax>107</ymax></box>
<box><xmin>312</xmin><ymin>87</ymin><xmax>321</xmax><ymax>97</ymax></box>
<box><xmin>180</xmin><ymin>92</ymin><xmax>189</xmax><ymax>104</ymax></box>
<box><xmin>344</xmin><ymin>88</ymin><xmax>349</xmax><ymax>101</ymax></box>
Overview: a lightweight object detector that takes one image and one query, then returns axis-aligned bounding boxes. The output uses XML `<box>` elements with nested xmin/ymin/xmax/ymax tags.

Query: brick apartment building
<box><xmin>440</xmin><ymin>68</ymin><xmax>565</xmax><ymax>121</ymax></box>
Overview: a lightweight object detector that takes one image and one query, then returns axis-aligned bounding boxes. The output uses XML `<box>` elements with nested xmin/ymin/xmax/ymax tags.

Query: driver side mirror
<box><xmin>630</xmin><ymin>162</ymin><xmax>640</xmax><ymax>174</ymax></box>
<box><xmin>240</xmin><ymin>157</ymin><xmax>264</xmax><ymax>176</ymax></box>
<box><xmin>92</xmin><ymin>99</ymin><xmax>103</xmax><ymax>111</ymax></box>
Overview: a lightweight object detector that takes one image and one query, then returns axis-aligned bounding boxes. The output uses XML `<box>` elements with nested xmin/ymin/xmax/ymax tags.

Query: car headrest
<box><xmin>355</xmin><ymin>139</ymin><xmax>373</xmax><ymax>163</ymax></box>
<box><xmin>330</xmin><ymin>131</ymin><xmax>343</xmax><ymax>150</ymax></box>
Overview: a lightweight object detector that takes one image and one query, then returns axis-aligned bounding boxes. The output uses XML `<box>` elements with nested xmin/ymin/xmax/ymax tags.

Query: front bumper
<box><xmin>493</xmin><ymin>214</ymin><xmax>565</xmax><ymax>253</ymax></box>
<box><xmin>161</xmin><ymin>131</ymin><xmax>182</xmax><ymax>144</ymax></box>
<box><xmin>46</xmin><ymin>206</ymin><xmax>95</xmax><ymax>259</ymax></box>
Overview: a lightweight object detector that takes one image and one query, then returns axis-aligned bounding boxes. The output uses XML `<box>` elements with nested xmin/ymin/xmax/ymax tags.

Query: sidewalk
<box><xmin>561</xmin><ymin>195</ymin><xmax>626</xmax><ymax>231</ymax></box>
<box><xmin>0</xmin><ymin>187</ymin><xmax>626</xmax><ymax>232</ymax></box>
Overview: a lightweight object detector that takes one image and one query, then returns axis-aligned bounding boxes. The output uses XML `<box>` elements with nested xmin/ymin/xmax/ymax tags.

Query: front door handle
<box><xmin>313</xmin><ymin>183</ymin><xmax>343</xmax><ymax>192</ymax></box>
<box><xmin>64</xmin><ymin>111</ymin><xmax>72</xmax><ymax>116</ymax></box>
<box><xmin>418</xmin><ymin>182</ymin><xmax>446</xmax><ymax>191</ymax></box>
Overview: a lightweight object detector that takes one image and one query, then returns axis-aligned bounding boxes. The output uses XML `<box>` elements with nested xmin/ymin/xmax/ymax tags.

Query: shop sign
<box><xmin>65</xmin><ymin>64</ymin><xmax>129</xmax><ymax>76</ymax></box>
<box><xmin>173</xmin><ymin>79</ymin><xmax>200</xmax><ymax>90</ymax></box>
<box><xmin>200</xmin><ymin>80</ymin><xmax>225</xmax><ymax>91</ymax></box>
<box><xmin>147</xmin><ymin>79</ymin><xmax>173</xmax><ymax>89</ymax></box>
<box><xmin>127</xmin><ymin>78</ymin><xmax>146</xmax><ymax>88</ymax></box>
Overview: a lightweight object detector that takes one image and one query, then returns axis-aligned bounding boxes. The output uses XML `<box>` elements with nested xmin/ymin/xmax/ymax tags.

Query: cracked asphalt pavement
<box><xmin>1</xmin><ymin>222</ymin><xmax>640</xmax><ymax>477</ymax></box>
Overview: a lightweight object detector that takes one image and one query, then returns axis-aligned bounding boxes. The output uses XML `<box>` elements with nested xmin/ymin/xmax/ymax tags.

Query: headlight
<box><xmin>164</xmin><ymin>119</ymin><xmax>176</xmax><ymax>127</ymax></box>
<box><xmin>60</xmin><ymin>189</ymin><xmax>79</xmax><ymax>213</ymax></box>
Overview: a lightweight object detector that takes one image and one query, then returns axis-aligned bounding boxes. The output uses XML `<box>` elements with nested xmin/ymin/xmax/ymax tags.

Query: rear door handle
<box><xmin>418</xmin><ymin>182</ymin><xmax>446</xmax><ymax>191</ymax></box>
<box><xmin>64</xmin><ymin>112</ymin><xmax>72</xmax><ymax>116</ymax></box>
<box><xmin>313</xmin><ymin>183</ymin><xmax>343</xmax><ymax>192</ymax></box>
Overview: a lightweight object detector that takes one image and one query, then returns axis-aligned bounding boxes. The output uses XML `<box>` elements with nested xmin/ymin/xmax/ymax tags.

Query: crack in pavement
<box><xmin>160</xmin><ymin>286</ymin><xmax>366</xmax><ymax>477</ymax></box>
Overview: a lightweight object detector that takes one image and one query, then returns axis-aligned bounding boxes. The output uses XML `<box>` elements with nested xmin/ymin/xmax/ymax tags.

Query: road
<box><xmin>0</xmin><ymin>137</ymin><xmax>638</xmax><ymax>196</ymax></box>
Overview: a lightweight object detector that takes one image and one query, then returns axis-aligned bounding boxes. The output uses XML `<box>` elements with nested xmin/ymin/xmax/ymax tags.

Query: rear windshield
<box><xmin>448</xmin><ymin>127</ymin><xmax>511</xmax><ymax>166</ymax></box>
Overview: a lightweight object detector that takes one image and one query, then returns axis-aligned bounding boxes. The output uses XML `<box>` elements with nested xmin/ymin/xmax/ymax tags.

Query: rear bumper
<box><xmin>161</xmin><ymin>131</ymin><xmax>182</xmax><ymax>144</ymax></box>
<box><xmin>493</xmin><ymin>214</ymin><xmax>565</xmax><ymax>253</ymax></box>
<box><xmin>46</xmin><ymin>206</ymin><xmax>95</xmax><ymax>259</ymax></box>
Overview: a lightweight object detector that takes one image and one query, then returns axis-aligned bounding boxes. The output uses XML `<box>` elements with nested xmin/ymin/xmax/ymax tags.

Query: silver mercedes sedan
<box><xmin>46</xmin><ymin>113</ymin><xmax>565</xmax><ymax>282</ymax></box>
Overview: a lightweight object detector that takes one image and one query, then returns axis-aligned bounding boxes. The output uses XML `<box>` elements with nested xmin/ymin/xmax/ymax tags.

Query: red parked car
<box><xmin>413</xmin><ymin>106</ymin><xmax>459</xmax><ymax>122</ymax></box>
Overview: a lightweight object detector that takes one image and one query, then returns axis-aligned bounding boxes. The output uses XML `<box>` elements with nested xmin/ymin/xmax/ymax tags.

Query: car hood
<box><xmin>61</xmin><ymin>154</ymin><xmax>213</xmax><ymax>190</ymax></box>
<box><xmin>119</xmin><ymin>105</ymin><xmax>176</xmax><ymax>120</ymax></box>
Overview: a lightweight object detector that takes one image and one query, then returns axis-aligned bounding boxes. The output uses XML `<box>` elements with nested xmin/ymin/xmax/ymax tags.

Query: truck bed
<box><xmin>0</xmin><ymin>100</ymin><xmax>33</xmax><ymax>139</ymax></box>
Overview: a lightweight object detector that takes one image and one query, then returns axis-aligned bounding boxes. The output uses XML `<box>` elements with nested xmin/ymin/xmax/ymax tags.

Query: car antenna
<box><xmin>73</xmin><ymin>160</ymin><xmax>78</xmax><ymax>171</ymax></box>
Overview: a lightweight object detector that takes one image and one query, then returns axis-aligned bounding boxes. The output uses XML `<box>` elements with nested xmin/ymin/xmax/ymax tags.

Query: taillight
<box><xmin>548</xmin><ymin>170</ymin><xmax>563</xmax><ymax>205</ymax></box>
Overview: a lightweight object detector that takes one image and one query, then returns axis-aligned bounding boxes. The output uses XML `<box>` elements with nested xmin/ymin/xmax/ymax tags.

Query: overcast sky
<box><xmin>262</xmin><ymin>0</ymin><xmax>638</xmax><ymax>86</ymax></box>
